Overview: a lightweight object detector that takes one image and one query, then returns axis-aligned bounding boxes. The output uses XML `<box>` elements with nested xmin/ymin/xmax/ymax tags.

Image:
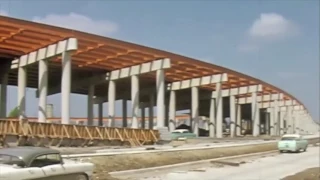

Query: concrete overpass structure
<box><xmin>0</xmin><ymin>15</ymin><xmax>317</xmax><ymax>141</ymax></box>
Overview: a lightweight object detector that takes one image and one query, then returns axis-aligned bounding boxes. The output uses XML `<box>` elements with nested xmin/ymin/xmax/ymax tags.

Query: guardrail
<box><xmin>0</xmin><ymin>119</ymin><xmax>160</xmax><ymax>147</ymax></box>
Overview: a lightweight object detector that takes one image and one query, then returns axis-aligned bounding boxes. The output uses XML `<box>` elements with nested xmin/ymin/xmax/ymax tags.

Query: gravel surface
<box><xmin>138</xmin><ymin>146</ymin><xmax>320</xmax><ymax>180</ymax></box>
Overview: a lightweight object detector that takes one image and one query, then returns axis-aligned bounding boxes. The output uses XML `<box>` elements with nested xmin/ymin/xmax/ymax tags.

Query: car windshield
<box><xmin>281</xmin><ymin>137</ymin><xmax>299</xmax><ymax>141</ymax></box>
<box><xmin>0</xmin><ymin>154</ymin><xmax>25</xmax><ymax>167</ymax></box>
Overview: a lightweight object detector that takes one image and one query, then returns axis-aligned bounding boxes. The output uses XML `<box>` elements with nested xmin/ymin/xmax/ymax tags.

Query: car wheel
<box><xmin>279</xmin><ymin>150</ymin><xmax>283</xmax><ymax>153</ymax></box>
<box><xmin>76</xmin><ymin>174</ymin><xmax>88</xmax><ymax>180</ymax></box>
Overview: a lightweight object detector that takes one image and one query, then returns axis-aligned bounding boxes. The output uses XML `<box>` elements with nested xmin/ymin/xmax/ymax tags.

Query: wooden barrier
<box><xmin>0</xmin><ymin>119</ymin><xmax>160</xmax><ymax>147</ymax></box>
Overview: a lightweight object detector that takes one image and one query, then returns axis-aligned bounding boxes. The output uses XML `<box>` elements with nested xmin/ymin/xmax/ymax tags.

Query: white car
<box><xmin>0</xmin><ymin>147</ymin><xmax>94</xmax><ymax>180</ymax></box>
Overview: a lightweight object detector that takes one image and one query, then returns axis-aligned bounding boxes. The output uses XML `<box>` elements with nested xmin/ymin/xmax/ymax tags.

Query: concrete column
<box><xmin>215</xmin><ymin>82</ymin><xmax>223</xmax><ymax>138</ymax></box>
<box><xmin>280</xmin><ymin>111</ymin><xmax>285</xmax><ymax>134</ymax></box>
<box><xmin>38</xmin><ymin>59</ymin><xmax>48</xmax><ymax>123</ymax></box>
<box><xmin>122</xmin><ymin>99</ymin><xmax>127</xmax><ymax>127</ymax></box>
<box><xmin>98</xmin><ymin>102</ymin><xmax>103</xmax><ymax>126</ymax></box>
<box><xmin>61</xmin><ymin>52</ymin><xmax>71</xmax><ymax>124</ymax></box>
<box><xmin>87</xmin><ymin>85</ymin><xmax>94</xmax><ymax>126</ymax></box>
<box><xmin>209</xmin><ymin>97</ymin><xmax>215</xmax><ymax>137</ymax></box>
<box><xmin>294</xmin><ymin>112</ymin><xmax>300</xmax><ymax>134</ymax></box>
<box><xmin>141</xmin><ymin>103</ymin><xmax>145</xmax><ymax>129</ymax></box>
<box><xmin>274</xmin><ymin>100</ymin><xmax>279</xmax><ymax>135</ymax></box>
<box><xmin>265</xmin><ymin>111</ymin><xmax>270</xmax><ymax>135</ymax></box>
<box><xmin>108</xmin><ymin>80</ymin><xmax>116</xmax><ymax>127</ymax></box>
<box><xmin>165</xmin><ymin>98</ymin><xmax>169</xmax><ymax>127</ymax></box>
<box><xmin>18</xmin><ymin>67</ymin><xmax>27</xmax><ymax>118</ymax></box>
<box><xmin>287</xmin><ymin>106</ymin><xmax>293</xmax><ymax>133</ymax></box>
<box><xmin>169</xmin><ymin>90</ymin><xmax>176</xmax><ymax>132</ymax></box>
<box><xmin>148</xmin><ymin>94</ymin><xmax>154</xmax><ymax>129</ymax></box>
<box><xmin>156</xmin><ymin>69</ymin><xmax>165</xmax><ymax>128</ymax></box>
<box><xmin>269</xmin><ymin>108</ymin><xmax>275</xmax><ymax>136</ymax></box>
<box><xmin>236</xmin><ymin>104</ymin><xmax>242</xmax><ymax>136</ymax></box>
<box><xmin>252</xmin><ymin>92</ymin><xmax>260</xmax><ymax>136</ymax></box>
<box><xmin>229</xmin><ymin>95</ymin><xmax>236</xmax><ymax>137</ymax></box>
<box><xmin>191</xmin><ymin>87</ymin><xmax>199</xmax><ymax>136</ymax></box>
<box><xmin>0</xmin><ymin>72</ymin><xmax>8</xmax><ymax>118</ymax></box>
<box><xmin>131</xmin><ymin>75</ymin><xmax>139</xmax><ymax>128</ymax></box>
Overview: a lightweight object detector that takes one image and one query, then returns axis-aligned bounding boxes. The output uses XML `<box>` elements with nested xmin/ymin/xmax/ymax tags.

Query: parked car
<box><xmin>0</xmin><ymin>147</ymin><xmax>94</xmax><ymax>180</ymax></box>
<box><xmin>277</xmin><ymin>134</ymin><xmax>308</xmax><ymax>153</ymax></box>
<box><xmin>171</xmin><ymin>129</ymin><xmax>197</xmax><ymax>140</ymax></box>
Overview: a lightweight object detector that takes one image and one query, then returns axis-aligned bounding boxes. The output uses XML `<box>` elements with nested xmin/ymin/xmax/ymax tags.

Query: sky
<box><xmin>0</xmin><ymin>0</ymin><xmax>319</xmax><ymax>120</ymax></box>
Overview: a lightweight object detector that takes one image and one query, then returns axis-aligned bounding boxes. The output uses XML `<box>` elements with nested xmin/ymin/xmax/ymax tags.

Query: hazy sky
<box><xmin>0</xmin><ymin>0</ymin><xmax>319</xmax><ymax>120</ymax></box>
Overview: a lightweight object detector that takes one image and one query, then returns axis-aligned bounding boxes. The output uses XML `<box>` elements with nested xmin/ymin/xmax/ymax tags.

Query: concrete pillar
<box><xmin>209</xmin><ymin>97</ymin><xmax>215</xmax><ymax>137</ymax></box>
<box><xmin>122</xmin><ymin>99</ymin><xmax>127</xmax><ymax>127</ymax></box>
<box><xmin>98</xmin><ymin>102</ymin><xmax>103</xmax><ymax>126</ymax></box>
<box><xmin>38</xmin><ymin>59</ymin><xmax>48</xmax><ymax>123</ymax></box>
<box><xmin>215</xmin><ymin>82</ymin><xmax>223</xmax><ymax>138</ymax></box>
<box><xmin>236</xmin><ymin>104</ymin><xmax>242</xmax><ymax>136</ymax></box>
<box><xmin>287</xmin><ymin>106</ymin><xmax>293</xmax><ymax>133</ymax></box>
<box><xmin>61</xmin><ymin>52</ymin><xmax>71</xmax><ymax>124</ymax></box>
<box><xmin>265</xmin><ymin>111</ymin><xmax>270</xmax><ymax>135</ymax></box>
<box><xmin>229</xmin><ymin>95</ymin><xmax>236</xmax><ymax>137</ymax></box>
<box><xmin>18</xmin><ymin>67</ymin><xmax>27</xmax><ymax>118</ymax></box>
<box><xmin>294</xmin><ymin>112</ymin><xmax>300</xmax><ymax>134</ymax></box>
<box><xmin>280</xmin><ymin>111</ymin><xmax>285</xmax><ymax>134</ymax></box>
<box><xmin>0</xmin><ymin>72</ymin><xmax>8</xmax><ymax>118</ymax></box>
<box><xmin>156</xmin><ymin>69</ymin><xmax>165</xmax><ymax>128</ymax></box>
<box><xmin>274</xmin><ymin>100</ymin><xmax>279</xmax><ymax>135</ymax></box>
<box><xmin>252</xmin><ymin>92</ymin><xmax>260</xmax><ymax>136</ymax></box>
<box><xmin>131</xmin><ymin>75</ymin><xmax>139</xmax><ymax>128</ymax></box>
<box><xmin>108</xmin><ymin>80</ymin><xmax>116</xmax><ymax>127</ymax></box>
<box><xmin>165</xmin><ymin>98</ymin><xmax>169</xmax><ymax>127</ymax></box>
<box><xmin>269</xmin><ymin>108</ymin><xmax>275</xmax><ymax>136</ymax></box>
<box><xmin>169</xmin><ymin>90</ymin><xmax>176</xmax><ymax>132</ymax></box>
<box><xmin>191</xmin><ymin>87</ymin><xmax>199</xmax><ymax>136</ymax></box>
<box><xmin>148</xmin><ymin>94</ymin><xmax>154</xmax><ymax>129</ymax></box>
<box><xmin>87</xmin><ymin>84</ymin><xmax>94</xmax><ymax>126</ymax></box>
<box><xmin>141</xmin><ymin>103</ymin><xmax>145</xmax><ymax>129</ymax></box>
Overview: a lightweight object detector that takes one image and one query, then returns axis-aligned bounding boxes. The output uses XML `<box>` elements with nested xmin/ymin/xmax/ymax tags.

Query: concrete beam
<box><xmin>36</xmin><ymin>73</ymin><xmax>107</xmax><ymax>97</ymax></box>
<box><xmin>107</xmin><ymin>58</ymin><xmax>171</xmax><ymax>81</ymax></box>
<box><xmin>11</xmin><ymin>38</ymin><xmax>78</xmax><ymax>69</ymax></box>
<box><xmin>212</xmin><ymin>84</ymin><xmax>262</xmax><ymax>98</ymax></box>
<box><xmin>293</xmin><ymin>105</ymin><xmax>304</xmax><ymax>111</ymax></box>
<box><xmin>238</xmin><ymin>93</ymin><xmax>283</xmax><ymax>104</ymax></box>
<box><xmin>261</xmin><ymin>100</ymin><xmax>297</xmax><ymax>109</ymax></box>
<box><xmin>168</xmin><ymin>73</ymin><xmax>228</xmax><ymax>91</ymax></box>
<box><xmin>37</xmin><ymin>58</ymin><xmax>170</xmax><ymax>97</ymax></box>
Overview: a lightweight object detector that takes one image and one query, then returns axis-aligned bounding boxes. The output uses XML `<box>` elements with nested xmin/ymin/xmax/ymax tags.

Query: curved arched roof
<box><xmin>0</xmin><ymin>15</ymin><xmax>303</xmax><ymax>106</ymax></box>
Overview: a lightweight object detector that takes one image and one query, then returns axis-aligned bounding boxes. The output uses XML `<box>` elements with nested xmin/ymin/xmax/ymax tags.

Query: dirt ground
<box><xmin>83</xmin><ymin>143</ymin><xmax>276</xmax><ymax>180</ymax></box>
<box><xmin>74</xmin><ymin>138</ymin><xmax>319</xmax><ymax>180</ymax></box>
<box><xmin>282</xmin><ymin>167</ymin><xmax>320</xmax><ymax>180</ymax></box>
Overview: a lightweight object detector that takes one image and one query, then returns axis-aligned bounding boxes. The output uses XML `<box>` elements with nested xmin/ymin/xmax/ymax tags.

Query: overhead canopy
<box><xmin>0</xmin><ymin>15</ymin><xmax>302</xmax><ymax>105</ymax></box>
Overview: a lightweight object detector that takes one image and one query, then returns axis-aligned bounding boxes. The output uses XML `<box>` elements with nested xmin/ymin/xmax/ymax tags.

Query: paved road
<box><xmin>139</xmin><ymin>146</ymin><xmax>319</xmax><ymax>180</ymax></box>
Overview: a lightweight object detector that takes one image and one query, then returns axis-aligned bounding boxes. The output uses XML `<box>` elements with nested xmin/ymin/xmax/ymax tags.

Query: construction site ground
<box><xmin>56</xmin><ymin>135</ymin><xmax>278</xmax><ymax>154</ymax></box>
<box><xmin>56</xmin><ymin>136</ymin><xmax>318</xmax><ymax>180</ymax></box>
<box><xmin>282</xmin><ymin>167</ymin><xmax>320</xmax><ymax>180</ymax></box>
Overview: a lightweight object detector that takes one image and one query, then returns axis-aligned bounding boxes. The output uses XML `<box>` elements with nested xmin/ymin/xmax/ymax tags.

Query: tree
<box><xmin>8</xmin><ymin>106</ymin><xmax>19</xmax><ymax>118</ymax></box>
